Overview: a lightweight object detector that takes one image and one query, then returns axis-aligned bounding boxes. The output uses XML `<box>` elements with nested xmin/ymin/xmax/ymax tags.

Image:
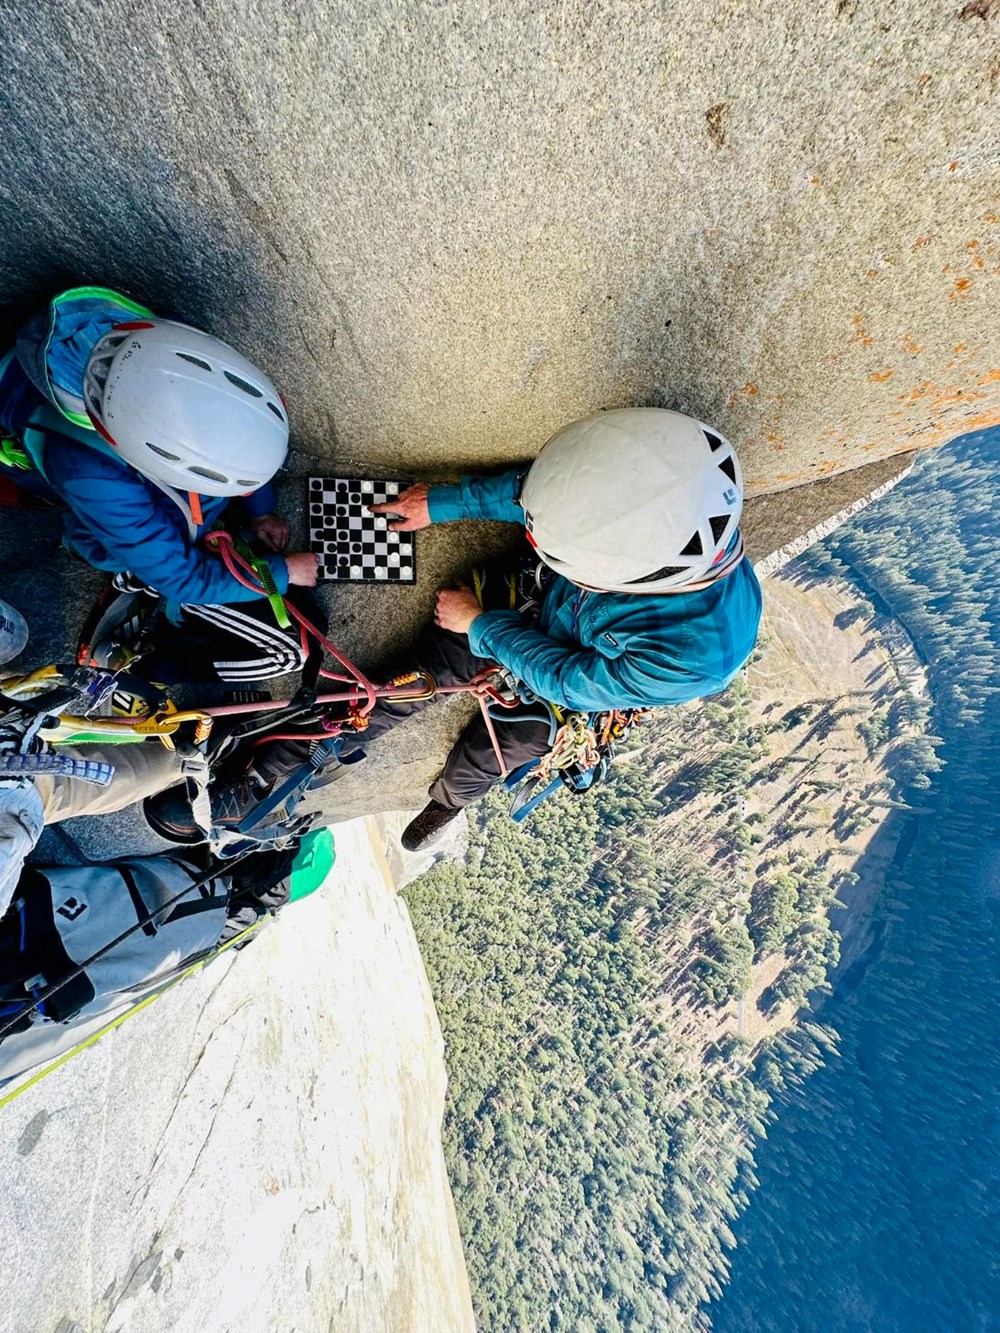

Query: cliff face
<box><xmin>0</xmin><ymin>3</ymin><xmax>996</xmax><ymax>492</ymax></box>
<box><xmin>0</xmin><ymin>821</ymin><xmax>475</xmax><ymax>1333</ymax></box>
<box><xmin>2</xmin><ymin>4</ymin><xmax>995</xmax><ymax>814</ymax></box>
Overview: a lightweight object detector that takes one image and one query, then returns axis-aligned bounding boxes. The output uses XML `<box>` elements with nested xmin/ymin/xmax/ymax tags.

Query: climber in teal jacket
<box><xmin>420</xmin><ymin>463</ymin><xmax>762</xmax><ymax>713</ymax></box>
<box><xmin>363</xmin><ymin>407</ymin><xmax>764</xmax><ymax>851</ymax></box>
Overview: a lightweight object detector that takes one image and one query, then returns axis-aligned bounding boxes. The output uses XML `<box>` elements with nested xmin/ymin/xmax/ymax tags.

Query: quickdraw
<box><xmin>204</xmin><ymin>528</ymin><xmax>290</xmax><ymax>630</ymax></box>
<box><xmin>0</xmin><ymin>666</ymin><xmax>214</xmax><ymax>751</ymax></box>
<box><xmin>505</xmin><ymin>707</ymin><xmax>650</xmax><ymax>823</ymax></box>
<box><xmin>530</xmin><ymin>712</ymin><xmax>599</xmax><ymax>785</ymax></box>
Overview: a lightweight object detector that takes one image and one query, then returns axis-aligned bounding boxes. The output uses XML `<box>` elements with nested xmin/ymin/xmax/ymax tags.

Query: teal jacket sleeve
<box><xmin>427</xmin><ymin>470</ymin><xmax>526</xmax><ymax>525</ymax></box>
<box><xmin>54</xmin><ymin>464</ymin><xmax>289</xmax><ymax>605</ymax></box>
<box><xmin>468</xmin><ymin>610</ymin><xmax>698</xmax><ymax>712</ymax></box>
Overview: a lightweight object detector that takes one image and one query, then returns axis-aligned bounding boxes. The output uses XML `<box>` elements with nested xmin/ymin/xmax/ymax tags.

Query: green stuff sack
<box><xmin>288</xmin><ymin>827</ymin><xmax>336</xmax><ymax>903</ymax></box>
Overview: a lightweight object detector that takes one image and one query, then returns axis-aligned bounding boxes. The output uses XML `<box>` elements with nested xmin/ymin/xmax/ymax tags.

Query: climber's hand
<box><xmin>285</xmin><ymin>552</ymin><xmax>319</xmax><ymax>587</ymax></box>
<box><xmin>370</xmin><ymin>483</ymin><xmax>431</xmax><ymax>532</ymax></box>
<box><xmin>250</xmin><ymin>512</ymin><xmax>291</xmax><ymax>552</ymax></box>
<box><xmin>434</xmin><ymin>585</ymin><xmax>481</xmax><ymax>636</ymax></box>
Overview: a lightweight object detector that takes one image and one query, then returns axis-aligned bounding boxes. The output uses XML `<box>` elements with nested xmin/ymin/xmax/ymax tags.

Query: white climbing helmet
<box><xmin>519</xmin><ymin>408</ymin><xmax>744</xmax><ymax>592</ymax></box>
<box><xmin>83</xmin><ymin>320</ymin><xmax>289</xmax><ymax>496</ymax></box>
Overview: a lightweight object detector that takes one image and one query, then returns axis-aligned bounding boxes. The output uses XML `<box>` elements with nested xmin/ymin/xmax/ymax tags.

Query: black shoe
<box><xmin>400</xmin><ymin>800</ymin><xmax>462</xmax><ymax>852</ymax></box>
<box><xmin>144</xmin><ymin>775</ymin><xmax>270</xmax><ymax>844</ymax></box>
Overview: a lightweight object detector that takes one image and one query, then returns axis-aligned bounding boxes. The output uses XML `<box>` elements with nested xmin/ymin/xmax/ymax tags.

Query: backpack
<box><xmin>1</xmin><ymin>286</ymin><xmax>154</xmax><ymax>486</ymax></box>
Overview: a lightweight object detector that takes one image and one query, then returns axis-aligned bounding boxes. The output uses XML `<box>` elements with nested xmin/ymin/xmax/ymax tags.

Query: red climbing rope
<box><xmin>204</xmin><ymin>529</ymin><xmax>380</xmax><ymax>717</ymax></box>
<box><xmin>203</xmin><ymin>530</ymin><xmax>521</xmax><ymax>774</ymax></box>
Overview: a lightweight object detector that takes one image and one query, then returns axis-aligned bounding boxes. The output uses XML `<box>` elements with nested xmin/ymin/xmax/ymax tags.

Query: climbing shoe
<box><xmin>145</xmin><ymin>774</ymin><xmax>271</xmax><ymax>844</ymax></box>
<box><xmin>77</xmin><ymin>575</ymin><xmax>158</xmax><ymax>670</ymax></box>
<box><xmin>400</xmin><ymin>800</ymin><xmax>462</xmax><ymax>852</ymax></box>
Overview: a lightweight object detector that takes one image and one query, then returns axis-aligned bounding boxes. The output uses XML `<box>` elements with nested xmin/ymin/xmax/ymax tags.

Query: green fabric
<box><xmin>52</xmin><ymin>286</ymin><xmax>153</xmax><ymax>317</ymax></box>
<box><xmin>0</xmin><ymin>436</ymin><xmax>31</xmax><ymax>470</ymax></box>
<box><xmin>289</xmin><ymin>827</ymin><xmax>336</xmax><ymax>902</ymax></box>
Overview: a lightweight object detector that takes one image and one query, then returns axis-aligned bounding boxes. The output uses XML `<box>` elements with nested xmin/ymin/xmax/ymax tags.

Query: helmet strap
<box><xmin>188</xmin><ymin>491</ymin><xmax>204</xmax><ymax>527</ymax></box>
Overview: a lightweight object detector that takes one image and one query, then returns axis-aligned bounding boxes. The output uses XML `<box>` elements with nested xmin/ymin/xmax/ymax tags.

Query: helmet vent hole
<box><xmin>175</xmin><ymin>352</ymin><xmax>213</xmax><ymax>372</ymax></box>
<box><xmin>627</xmin><ymin>565</ymin><xmax>686</xmax><ymax>585</ymax></box>
<box><xmin>679</xmin><ymin>532</ymin><xmax>703</xmax><ymax>558</ymax></box>
<box><xmin>267</xmin><ymin>401</ymin><xmax>285</xmax><ymax>421</ymax></box>
<box><xmin>236</xmin><ymin>479</ymin><xmax>258</xmax><ymax>488</ymax></box>
<box><xmin>145</xmin><ymin>442</ymin><xmax>182</xmax><ymax>462</ymax></box>
<box><xmin>718</xmin><ymin>455</ymin><xmax>737</xmax><ymax>483</ymax></box>
<box><xmin>188</xmin><ymin>465</ymin><xmax>229</xmax><ymax>483</ymax></box>
<box><xmin>709</xmin><ymin>515</ymin><xmax>731</xmax><ymax>544</ymax></box>
<box><xmin>704</xmin><ymin>429</ymin><xmax>725</xmax><ymax>452</ymax></box>
<box><xmin>224</xmin><ymin>371</ymin><xmax>263</xmax><ymax>397</ymax></box>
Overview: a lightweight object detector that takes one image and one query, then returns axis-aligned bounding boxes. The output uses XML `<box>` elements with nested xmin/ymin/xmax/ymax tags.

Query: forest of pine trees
<box><xmin>710</xmin><ymin>438</ymin><xmax>1000</xmax><ymax>1332</ymax></box>
<box><xmin>403</xmin><ymin>433</ymin><xmax>992</xmax><ymax>1331</ymax></box>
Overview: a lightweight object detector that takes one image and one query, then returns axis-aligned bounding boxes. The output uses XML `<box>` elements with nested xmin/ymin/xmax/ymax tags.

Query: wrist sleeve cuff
<box><xmin>427</xmin><ymin>485</ymin><xmax>466</xmax><ymax>524</ymax></box>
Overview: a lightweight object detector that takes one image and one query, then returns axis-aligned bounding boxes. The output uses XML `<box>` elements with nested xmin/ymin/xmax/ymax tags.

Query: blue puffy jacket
<box><xmin>0</xmin><ymin>289</ymin><xmax>288</xmax><ymax>609</ymax></box>
<box><xmin>428</xmin><ymin>470</ymin><xmax>762</xmax><ymax>712</ymax></box>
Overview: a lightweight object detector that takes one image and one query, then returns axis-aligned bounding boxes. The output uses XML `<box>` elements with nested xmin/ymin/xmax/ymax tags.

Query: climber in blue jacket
<box><xmin>0</xmin><ymin>287</ymin><xmax>318</xmax><ymax>681</ymax></box>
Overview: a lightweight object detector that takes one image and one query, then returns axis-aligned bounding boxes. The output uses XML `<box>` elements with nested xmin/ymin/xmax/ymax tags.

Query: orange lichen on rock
<box><xmin>869</xmin><ymin>369</ymin><xmax>894</xmax><ymax>383</ymax></box>
<box><xmin>911</xmin><ymin>235</ymin><xmax>935</xmax><ymax>250</ymax></box>
<box><xmin>726</xmin><ymin>381</ymin><xmax>760</xmax><ymax>407</ymax></box>
<box><xmin>850</xmin><ymin>315</ymin><xmax>874</xmax><ymax>348</ymax></box>
<box><xmin>897</xmin><ymin>379</ymin><xmax>987</xmax><ymax>409</ymax></box>
<box><xmin>949</xmin><ymin>278</ymin><xmax>972</xmax><ymax>300</ymax></box>
<box><xmin>900</xmin><ymin>334</ymin><xmax>924</xmax><ymax>354</ymax></box>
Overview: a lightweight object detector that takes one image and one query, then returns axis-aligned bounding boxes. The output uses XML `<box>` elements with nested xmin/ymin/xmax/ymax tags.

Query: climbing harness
<box><xmin>504</xmin><ymin>707</ymin><xmax>650</xmax><ymax>823</ymax></box>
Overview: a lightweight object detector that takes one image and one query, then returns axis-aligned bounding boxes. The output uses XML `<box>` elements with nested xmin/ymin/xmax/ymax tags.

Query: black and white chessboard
<box><xmin>307</xmin><ymin>477</ymin><xmax>416</xmax><ymax>583</ymax></box>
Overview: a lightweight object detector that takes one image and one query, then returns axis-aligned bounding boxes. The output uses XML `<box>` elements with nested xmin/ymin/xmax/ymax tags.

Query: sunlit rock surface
<box><xmin>0</xmin><ymin>3</ymin><xmax>995</xmax><ymax>493</ymax></box>
<box><xmin>0</xmin><ymin>822</ymin><xmax>474</xmax><ymax>1333</ymax></box>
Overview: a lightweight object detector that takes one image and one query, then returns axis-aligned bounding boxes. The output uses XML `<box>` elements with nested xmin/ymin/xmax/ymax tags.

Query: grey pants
<box><xmin>34</xmin><ymin>743</ymin><xmax>188</xmax><ymax>822</ymax></box>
